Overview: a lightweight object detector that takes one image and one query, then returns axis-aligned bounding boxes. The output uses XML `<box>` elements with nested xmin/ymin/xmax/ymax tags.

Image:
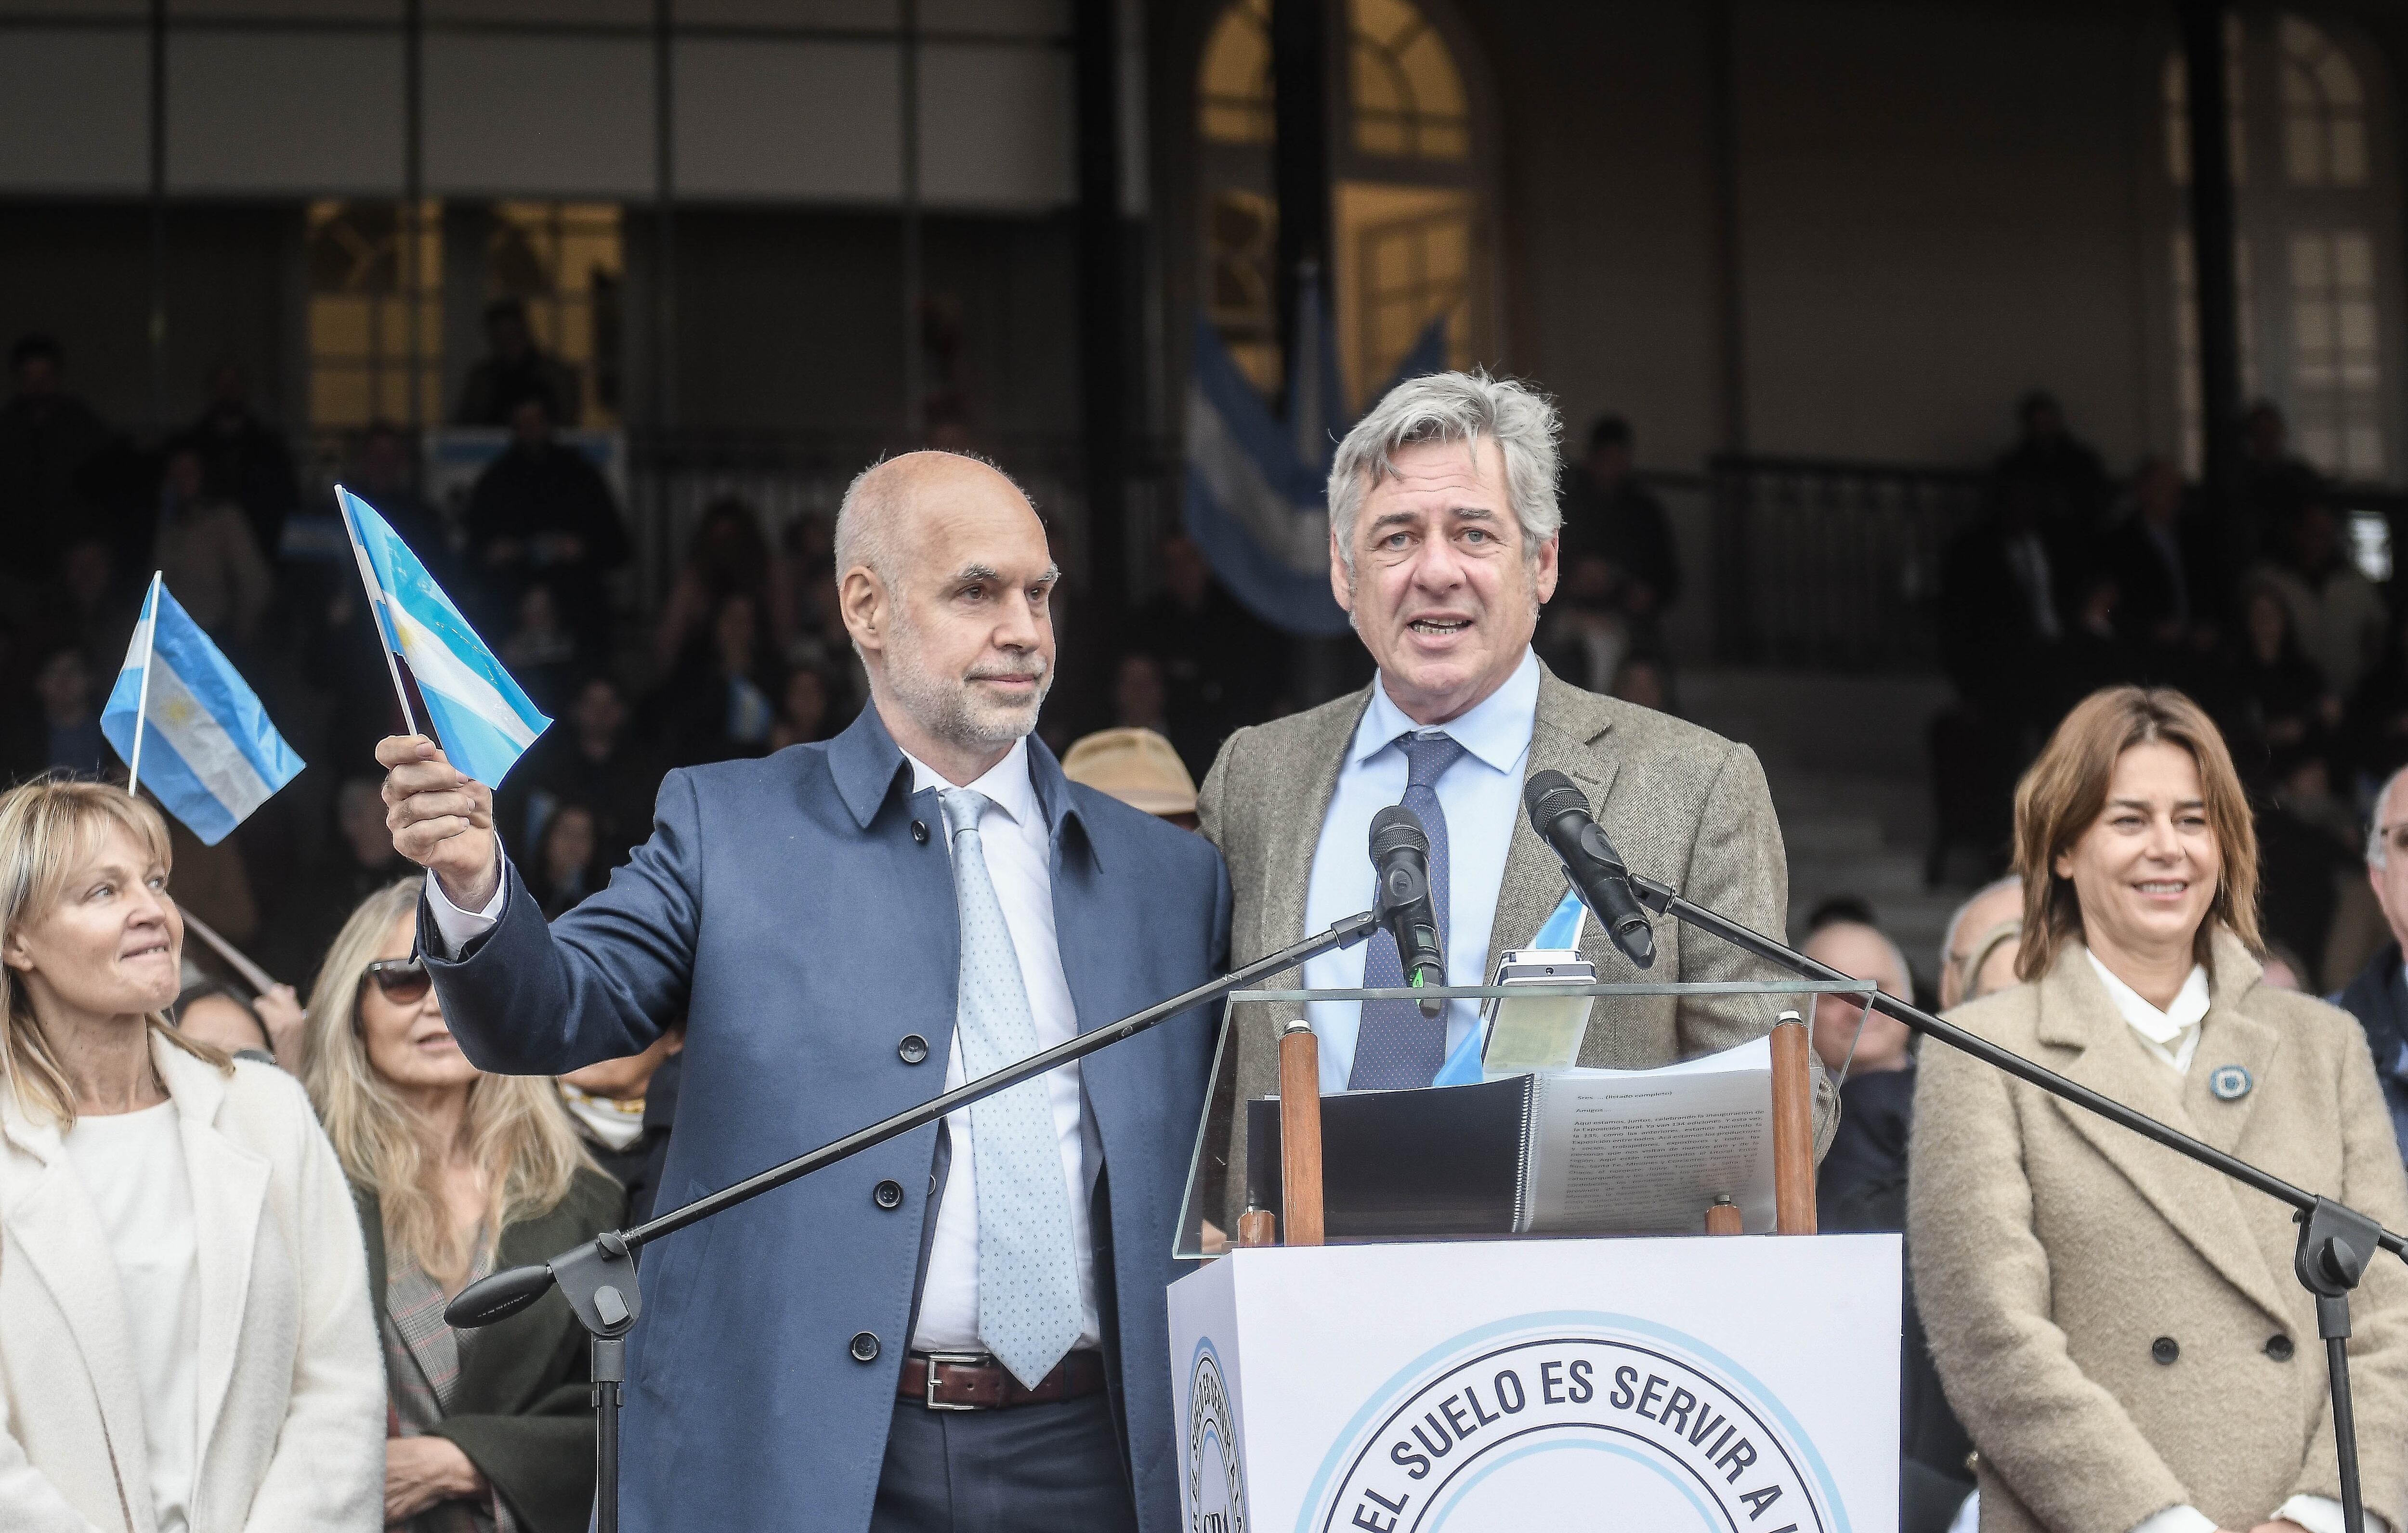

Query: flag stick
<box><xmin>180</xmin><ymin>908</ymin><xmax>278</xmax><ymax>996</ymax></box>
<box><xmin>336</xmin><ymin>487</ymin><xmax>419</xmax><ymax>737</ymax></box>
<box><xmin>127</xmin><ymin>572</ymin><xmax>161</xmax><ymax>794</ymax></box>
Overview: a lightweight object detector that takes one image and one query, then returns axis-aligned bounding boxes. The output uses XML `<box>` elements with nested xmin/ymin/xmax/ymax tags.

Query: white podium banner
<box><xmin>1168</xmin><ymin>1235</ymin><xmax>1900</xmax><ymax>1533</ymax></box>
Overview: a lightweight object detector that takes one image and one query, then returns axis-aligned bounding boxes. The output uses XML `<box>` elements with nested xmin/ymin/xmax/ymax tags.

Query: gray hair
<box><xmin>2371</xmin><ymin>766</ymin><xmax>2408</xmax><ymax>866</ymax></box>
<box><xmin>1326</xmin><ymin>370</ymin><xmax>1563</xmax><ymax>574</ymax></box>
<box><xmin>1939</xmin><ymin>874</ymin><xmax>2021</xmax><ymax>977</ymax></box>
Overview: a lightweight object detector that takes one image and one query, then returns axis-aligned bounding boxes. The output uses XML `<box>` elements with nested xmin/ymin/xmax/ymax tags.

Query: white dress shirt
<box><xmin>424</xmin><ymin>735</ymin><xmax>1102</xmax><ymax>1358</ymax></box>
<box><xmin>2087</xmin><ymin>950</ymin><xmax>2357</xmax><ymax>1533</ymax></box>
<box><xmin>1299</xmin><ymin>649</ymin><xmax>1540</xmax><ymax>1093</ymax></box>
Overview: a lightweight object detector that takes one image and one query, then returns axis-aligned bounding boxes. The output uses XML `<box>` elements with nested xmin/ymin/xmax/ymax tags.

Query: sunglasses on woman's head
<box><xmin>361</xmin><ymin>958</ymin><xmax>430</xmax><ymax>1004</ymax></box>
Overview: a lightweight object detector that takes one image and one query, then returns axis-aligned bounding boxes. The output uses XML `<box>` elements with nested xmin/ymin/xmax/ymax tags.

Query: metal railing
<box><xmin>1709</xmin><ymin>453</ymin><xmax>1987</xmax><ymax>671</ymax></box>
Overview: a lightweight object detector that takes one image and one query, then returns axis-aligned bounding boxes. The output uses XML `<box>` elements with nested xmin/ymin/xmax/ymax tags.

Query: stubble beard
<box><xmin>882</xmin><ymin>605</ymin><xmax>1051</xmax><ymax>752</ymax></box>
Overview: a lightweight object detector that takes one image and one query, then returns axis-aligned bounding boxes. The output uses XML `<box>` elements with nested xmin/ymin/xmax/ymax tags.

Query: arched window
<box><xmin>1196</xmin><ymin>0</ymin><xmax>1492</xmax><ymax>407</ymax></box>
<box><xmin>2160</xmin><ymin>13</ymin><xmax>2403</xmax><ymax>482</ymax></box>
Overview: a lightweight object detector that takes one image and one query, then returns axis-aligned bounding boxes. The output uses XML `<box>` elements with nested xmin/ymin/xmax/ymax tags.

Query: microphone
<box><xmin>1523</xmin><ymin>770</ymin><xmax>1656</xmax><ymax>969</ymax></box>
<box><xmin>1369</xmin><ymin>805</ymin><xmax>1447</xmax><ymax>1018</ymax></box>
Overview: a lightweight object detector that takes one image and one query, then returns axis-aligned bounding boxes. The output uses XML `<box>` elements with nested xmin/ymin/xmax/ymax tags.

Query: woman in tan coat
<box><xmin>1911</xmin><ymin>687</ymin><xmax>2408</xmax><ymax>1533</ymax></box>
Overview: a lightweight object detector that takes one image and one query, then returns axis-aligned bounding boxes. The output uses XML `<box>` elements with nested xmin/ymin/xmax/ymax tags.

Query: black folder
<box><xmin>1246</xmin><ymin>1076</ymin><xmax>1536</xmax><ymax>1240</ymax></box>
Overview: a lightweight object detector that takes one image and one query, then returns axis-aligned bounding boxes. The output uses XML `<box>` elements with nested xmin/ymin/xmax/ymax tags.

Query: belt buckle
<box><xmin>922</xmin><ymin>1351</ymin><xmax>990</xmax><ymax>1412</ymax></box>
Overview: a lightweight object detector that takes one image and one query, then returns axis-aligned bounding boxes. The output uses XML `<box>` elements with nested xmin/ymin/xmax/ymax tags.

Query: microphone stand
<box><xmin>1625</xmin><ymin>872</ymin><xmax>2402</xmax><ymax>1533</ymax></box>
<box><xmin>443</xmin><ymin>908</ymin><xmax>1382</xmax><ymax>1533</ymax></box>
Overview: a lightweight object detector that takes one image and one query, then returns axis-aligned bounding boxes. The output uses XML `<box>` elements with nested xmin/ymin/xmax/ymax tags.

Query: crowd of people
<box><xmin>4</xmin><ymin>338</ymin><xmax>2404</xmax><ymax>1533</ymax></box>
<box><xmin>1936</xmin><ymin>392</ymin><xmax>2405</xmax><ymax>994</ymax></box>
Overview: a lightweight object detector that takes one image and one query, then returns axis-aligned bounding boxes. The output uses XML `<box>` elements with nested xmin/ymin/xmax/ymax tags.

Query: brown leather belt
<box><xmin>898</xmin><ymin>1350</ymin><xmax>1107</xmax><ymax>1410</ymax></box>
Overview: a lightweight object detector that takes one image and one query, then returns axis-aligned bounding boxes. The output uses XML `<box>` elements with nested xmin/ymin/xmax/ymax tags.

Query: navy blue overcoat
<box><xmin>422</xmin><ymin>703</ymin><xmax>1232</xmax><ymax>1533</ymax></box>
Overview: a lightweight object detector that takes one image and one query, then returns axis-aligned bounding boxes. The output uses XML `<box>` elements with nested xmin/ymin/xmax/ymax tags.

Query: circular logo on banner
<box><xmin>1187</xmin><ymin>1343</ymin><xmax>1247</xmax><ymax>1533</ymax></box>
<box><xmin>1305</xmin><ymin>1314</ymin><xmax>1845</xmax><ymax>1533</ymax></box>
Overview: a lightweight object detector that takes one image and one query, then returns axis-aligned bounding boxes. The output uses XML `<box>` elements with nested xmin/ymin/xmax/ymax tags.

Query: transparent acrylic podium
<box><xmin>1164</xmin><ymin>980</ymin><xmax>1901</xmax><ymax>1533</ymax></box>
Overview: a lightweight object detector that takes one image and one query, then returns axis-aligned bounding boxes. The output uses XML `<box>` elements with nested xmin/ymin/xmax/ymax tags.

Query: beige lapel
<box><xmin>1486</xmin><ymin>667</ymin><xmax>1618</xmax><ymax>967</ymax></box>
<box><xmin>1259</xmin><ymin>685</ymin><xmax>1373</xmax><ymax>958</ymax></box>
<box><xmin>2038</xmin><ymin>945</ymin><xmax>2293</xmax><ymax>1324</ymax></box>
<box><xmin>1</xmin><ymin>1089</ymin><xmax>153</xmax><ymax>1525</ymax></box>
<box><xmin>160</xmin><ymin>1042</ymin><xmax>268</xmax><ymax>1469</ymax></box>
<box><xmin>2177</xmin><ymin>933</ymin><xmax>2283</xmax><ymax>1158</ymax></box>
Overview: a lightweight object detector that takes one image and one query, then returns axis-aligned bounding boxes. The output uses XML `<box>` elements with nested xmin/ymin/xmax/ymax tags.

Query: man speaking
<box><xmin>1199</xmin><ymin>371</ymin><xmax>1826</xmax><ymax>1219</ymax></box>
<box><xmin>378</xmin><ymin>452</ymin><xmax>1230</xmax><ymax>1532</ymax></box>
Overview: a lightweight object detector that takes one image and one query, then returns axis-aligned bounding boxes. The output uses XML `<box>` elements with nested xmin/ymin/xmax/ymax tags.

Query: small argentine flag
<box><xmin>103</xmin><ymin>576</ymin><xmax>304</xmax><ymax>845</ymax></box>
<box><xmin>337</xmin><ymin>485</ymin><xmax>550</xmax><ymax>786</ymax></box>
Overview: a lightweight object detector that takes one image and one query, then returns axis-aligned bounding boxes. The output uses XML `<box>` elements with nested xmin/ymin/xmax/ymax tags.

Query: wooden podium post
<box><xmin>1770</xmin><ymin>1010</ymin><xmax>1818</xmax><ymax>1235</ymax></box>
<box><xmin>1278</xmin><ymin>1021</ymin><xmax>1325</xmax><ymax>1246</ymax></box>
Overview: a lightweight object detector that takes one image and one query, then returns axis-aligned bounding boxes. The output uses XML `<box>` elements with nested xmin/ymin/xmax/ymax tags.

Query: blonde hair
<box><xmin>301</xmin><ymin>878</ymin><xmax>591</xmax><ymax>1285</ymax></box>
<box><xmin>0</xmin><ymin>779</ymin><xmax>228</xmax><ymax>1129</ymax></box>
<box><xmin>2012</xmin><ymin>687</ymin><xmax>2262</xmax><ymax>983</ymax></box>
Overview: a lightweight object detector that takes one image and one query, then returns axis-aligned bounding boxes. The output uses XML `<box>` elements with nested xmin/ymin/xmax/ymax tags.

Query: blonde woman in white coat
<box><xmin>0</xmin><ymin>780</ymin><xmax>382</xmax><ymax>1532</ymax></box>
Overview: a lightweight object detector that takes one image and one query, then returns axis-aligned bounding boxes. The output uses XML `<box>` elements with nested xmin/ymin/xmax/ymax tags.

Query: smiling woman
<box><xmin>1909</xmin><ymin>688</ymin><xmax>2408</xmax><ymax>1533</ymax></box>
<box><xmin>0</xmin><ymin>779</ymin><xmax>384</xmax><ymax>1532</ymax></box>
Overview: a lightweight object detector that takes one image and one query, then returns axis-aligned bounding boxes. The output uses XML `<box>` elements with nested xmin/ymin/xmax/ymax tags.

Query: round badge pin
<box><xmin>2208</xmin><ymin>1064</ymin><xmax>2252</xmax><ymax>1101</ymax></box>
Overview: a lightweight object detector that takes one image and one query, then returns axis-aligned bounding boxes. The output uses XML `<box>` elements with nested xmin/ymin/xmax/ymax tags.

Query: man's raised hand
<box><xmin>377</xmin><ymin>734</ymin><xmax>501</xmax><ymax>911</ymax></box>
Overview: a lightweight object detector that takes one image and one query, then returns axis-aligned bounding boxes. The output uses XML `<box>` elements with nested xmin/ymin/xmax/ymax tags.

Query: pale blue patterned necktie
<box><xmin>1349</xmin><ymin>731</ymin><xmax>1468</xmax><ymax>1090</ymax></box>
<box><xmin>938</xmin><ymin>787</ymin><xmax>1084</xmax><ymax>1389</ymax></box>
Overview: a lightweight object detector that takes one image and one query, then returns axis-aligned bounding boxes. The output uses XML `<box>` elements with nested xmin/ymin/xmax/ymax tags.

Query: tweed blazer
<box><xmin>1196</xmin><ymin>661</ymin><xmax>1827</xmax><ymax>1226</ymax></box>
<box><xmin>1909</xmin><ymin>932</ymin><xmax>2408</xmax><ymax>1533</ymax></box>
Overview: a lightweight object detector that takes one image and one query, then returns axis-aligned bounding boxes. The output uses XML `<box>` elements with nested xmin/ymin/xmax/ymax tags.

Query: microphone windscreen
<box><xmin>1369</xmin><ymin>804</ymin><xmax>1429</xmax><ymax>860</ymax></box>
<box><xmin>1523</xmin><ymin>769</ymin><xmax>1589</xmax><ymax>830</ymax></box>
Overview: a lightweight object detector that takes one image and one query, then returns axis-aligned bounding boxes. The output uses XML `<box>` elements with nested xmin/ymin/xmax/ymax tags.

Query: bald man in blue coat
<box><xmin>378</xmin><ymin>452</ymin><xmax>1231</xmax><ymax>1533</ymax></box>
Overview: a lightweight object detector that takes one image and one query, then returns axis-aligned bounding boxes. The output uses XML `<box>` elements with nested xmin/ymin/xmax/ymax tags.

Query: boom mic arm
<box><xmin>1369</xmin><ymin>805</ymin><xmax>1448</xmax><ymax>1018</ymax></box>
<box><xmin>1523</xmin><ymin>770</ymin><xmax>1656</xmax><ymax>969</ymax></box>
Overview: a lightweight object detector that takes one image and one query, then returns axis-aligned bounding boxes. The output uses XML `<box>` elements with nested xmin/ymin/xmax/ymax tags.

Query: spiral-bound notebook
<box><xmin>1247</xmin><ymin>1035</ymin><xmax>1776</xmax><ymax>1240</ymax></box>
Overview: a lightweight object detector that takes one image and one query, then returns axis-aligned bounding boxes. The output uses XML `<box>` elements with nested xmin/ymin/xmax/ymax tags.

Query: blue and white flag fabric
<box><xmin>1183</xmin><ymin>282</ymin><xmax>1451</xmax><ymax>636</ymax></box>
<box><xmin>103</xmin><ymin>579</ymin><xmax>303</xmax><ymax>845</ymax></box>
<box><xmin>337</xmin><ymin>485</ymin><xmax>551</xmax><ymax>787</ymax></box>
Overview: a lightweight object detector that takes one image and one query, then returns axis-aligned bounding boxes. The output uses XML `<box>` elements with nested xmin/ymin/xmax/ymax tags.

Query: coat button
<box><xmin>898</xmin><ymin>1034</ymin><xmax>930</xmax><ymax>1065</ymax></box>
<box><xmin>874</xmin><ymin>1179</ymin><xmax>905</xmax><ymax>1210</ymax></box>
<box><xmin>911</xmin><ymin>820</ymin><xmax>929</xmax><ymax>844</ymax></box>
<box><xmin>2266</xmin><ymin>1334</ymin><xmax>2296</xmax><ymax>1362</ymax></box>
<box><xmin>2151</xmin><ymin>1336</ymin><xmax>2179</xmax><ymax>1365</ymax></box>
<box><xmin>850</xmin><ymin>1331</ymin><xmax>881</xmax><ymax>1363</ymax></box>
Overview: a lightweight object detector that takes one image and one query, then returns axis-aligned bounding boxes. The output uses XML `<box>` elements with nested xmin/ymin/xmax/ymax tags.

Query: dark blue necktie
<box><xmin>1349</xmin><ymin>731</ymin><xmax>1468</xmax><ymax>1091</ymax></box>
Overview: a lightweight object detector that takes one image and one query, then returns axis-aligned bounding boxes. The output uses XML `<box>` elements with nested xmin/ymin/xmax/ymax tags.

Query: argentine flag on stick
<box><xmin>104</xmin><ymin>574</ymin><xmax>304</xmax><ymax>845</ymax></box>
<box><xmin>336</xmin><ymin>485</ymin><xmax>550</xmax><ymax>786</ymax></box>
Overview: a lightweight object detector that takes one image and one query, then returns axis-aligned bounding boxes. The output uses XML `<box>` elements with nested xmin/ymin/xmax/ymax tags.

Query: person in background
<box><xmin>464</xmin><ymin>389</ymin><xmax>629</xmax><ymax>664</ymax></box>
<box><xmin>1559</xmin><ymin>415</ymin><xmax>1681</xmax><ymax>630</ymax></box>
<box><xmin>302</xmin><ymin>878</ymin><xmax>617</xmax><ymax>1533</ymax></box>
<box><xmin>653</xmin><ymin>497</ymin><xmax>782</xmax><ymax>675</ymax></box>
<box><xmin>153</xmin><ymin>443</ymin><xmax>271</xmax><ymax>649</ymax></box>
<box><xmin>2259</xmin><ymin>942</ymin><xmax>2310</xmax><ymax>993</ymax></box>
<box><xmin>0</xmin><ymin>780</ymin><xmax>381</xmax><ymax>1531</ymax></box>
<box><xmin>2254</xmin><ymin>501</ymin><xmax>2387</xmax><ymax>706</ymax></box>
<box><xmin>1801</xmin><ymin>911</ymin><xmax>1975</xmax><ymax>1533</ymax></box>
<box><xmin>553</xmin><ymin>1027</ymin><xmax>684</xmax><ymax>1199</ymax></box>
<box><xmin>1060</xmin><ymin>726</ymin><xmax>1201</xmax><ymax>830</ymax></box>
<box><xmin>172</xmin><ymin>978</ymin><xmax>275</xmax><ymax>1064</ymax></box>
<box><xmin>0</xmin><ymin>334</ymin><xmax>115</xmax><ymax>592</ymax></box>
<box><xmin>527</xmin><ymin>801</ymin><xmax>598</xmax><ymax>918</ymax></box>
<box><xmin>10</xmin><ymin>646</ymin><xmax>110</xmax><ymax>780</ymax></box>
<box><xmin>2102</xmin><ymin>458</ymin><xmax>2226</xmax><ymax>662</ymax></box>
<box><xmin>1609</xmin><ymin>650</ymin><xmax>1675</xmax><ymax>714</ymax></box>
<box><xmin>2237</xmin><ymin>401</ymin><xmax>2328</xmax><ymax>559</ymax></box>
<box><xmin>509</xmin><ymin>675</ymin><xmax>662</xmax><ymax>874</ymax></box>
<box><xmin>1938</xmin><ymin>875</ymin><xmax>2024</xmax><ymax>1012</ymax></box>
<box><xmin>1120</xmin><ymin>532</ymin><xmax>1284</xmax><ymax>769</ymax></box>
<box><xmin>766</xmin><ymin>665</ymin><xmax>838</xmax><ymax>754</ymax></box>
<box><xmin>455</xmin><ymin>299</ymin><xmax>582</xmax><ymax>430</ymax></box>
<box><xmin>642</xmin><ymin>591</ymin><xmax>778</xmax><ymax>767</ymax></box>
<box><xmin>2334</xmin><ymin>763</ymin><xmax>2408</xmax><ymax>1164</ymax></box>
<box><xmin>1912</xmin><ymin>686</ymin><xmax>2408</xmax><ymax>1533</ymax></box>
<box><xmin>262</xmin><ymin>777</ymin><xmax>409</xmax><ymax>987</ymax></box>
<box><xmin>1993</xmin><ymin>390</ymin><xmax>2111</xmax><ymax>532</ymax></box>
<box><xmin>497</xmin><ymin>586</ymin><xmax>580</xmax><ymax>714</ymax></box>
<box><xmin>2222</xmin><ymin>580</ymin><xmax>2339</xmax><ymax>788</ymax></box>
<box><xmin>1110</xmin><ymin>652</ymin><xmax>1173</xmax><ymax>739</ymax></box>
<box><xmin>168</xmin><ymin>362</ymin><xmax>300</xmax><ymax>561</ymax></box>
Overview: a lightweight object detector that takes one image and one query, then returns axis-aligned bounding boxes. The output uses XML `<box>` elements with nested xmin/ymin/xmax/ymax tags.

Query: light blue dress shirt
<box><xmin>1299</xmin><ymin>649</ymin><xmax>1542</xmax><ymax>1093</ymax></box>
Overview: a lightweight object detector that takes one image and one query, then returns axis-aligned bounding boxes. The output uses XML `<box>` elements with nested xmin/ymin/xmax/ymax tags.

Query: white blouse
<box><xmin>63</xmin><ymin>1101</ymin><xmax>199</xmax><ymax>1533</ymax></box>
